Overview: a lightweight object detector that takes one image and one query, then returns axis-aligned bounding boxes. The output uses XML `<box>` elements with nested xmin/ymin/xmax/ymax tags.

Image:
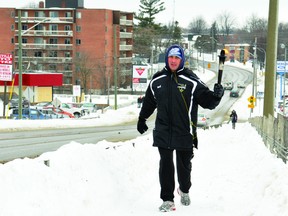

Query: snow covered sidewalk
<box><xmin>0</xmin><ymin>123</ymin><xmax>287</xmax><ymax>216</ymax></box>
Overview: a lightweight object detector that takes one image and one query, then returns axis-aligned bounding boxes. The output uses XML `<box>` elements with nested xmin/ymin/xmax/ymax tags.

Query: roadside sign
<box><xmin>0</xmin><ymin>53</ymin><xmax>12</xmax><ymax>64</ymax></box>
<box><xmin>73</xmin><ymin>85</ymin><xmax>81</xmax><ymax>96</ymax></box>
<box><xmin>0</xmin><ymin>53</ymin><xmax>13</xmax><ymax>81</ymax></box>
<box><xmin>276</xmin><ymin>61</ymin><xmax>287</xmax><ymax>74</ymax></box>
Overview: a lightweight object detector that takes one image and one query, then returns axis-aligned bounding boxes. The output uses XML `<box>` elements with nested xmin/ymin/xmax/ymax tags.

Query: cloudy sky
<box><xmin>0</xmin><ymin>0</ymin><xmax>287</xmax><ymax>28</ymax></box>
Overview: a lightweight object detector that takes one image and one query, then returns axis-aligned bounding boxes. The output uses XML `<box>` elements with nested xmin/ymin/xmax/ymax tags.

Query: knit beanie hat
<box><xmin>165</xmin><ymin>44</ymin><xmax>185</xmax><ymax>71</ymax></box>
<box><xmin>168</xmin><ymin>47</ymin><xmax>183</xmax><ymax>59</ymax></box>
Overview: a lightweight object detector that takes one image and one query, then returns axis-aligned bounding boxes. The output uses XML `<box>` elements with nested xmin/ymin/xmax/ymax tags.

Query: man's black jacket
<box><xmin>139</xmin><ymin>67</ymin><xmax>222</xmax><ymax>150</ymax></box>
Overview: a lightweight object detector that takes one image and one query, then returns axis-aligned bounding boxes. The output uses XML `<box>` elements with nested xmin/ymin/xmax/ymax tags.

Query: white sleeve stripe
<box><xmin>150</xmin><ymin>74</ymin><xmax>167</xmax><ymax>97</ymax></box>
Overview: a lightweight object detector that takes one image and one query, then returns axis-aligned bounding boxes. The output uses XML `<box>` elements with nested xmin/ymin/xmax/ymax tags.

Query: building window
<box><xmin>11</xmin><ymin>38</ymin><xmax>14</xmax><ymax>44</ymax></box>
<box><xmin>76</xmin><ymin>26</ymin><xmax>81</xmax><ymax>32</ymax></box>
<box><xmin>36</xmin><ymin>64</ymin><xmax>43</xmax><ymax>71</ymax></box>
<box><xmin>76</xmin><ymin>39</ymin><xmax>81</xmax><ymax>45</ymax></box>
<box><xmin>22</xmin><ymin>38</ymin><xmax>27</xmax><ymax>43</ymax></box>
<box><xmin>76</xmin><ymin>12</ymin><xmax>81</xmax><ymax>19</ymax></box>
<box><xmin>22</xmin><ymin>50</ymin><xmax>27</xmax><ymax>57</ymax></box>
<box><xmin>35</xmin><ymin>11</ymin><xmax>45</xmax><ymax>17</ymax></box>
<box><xmin>49</xmin><ymin>64</ymin><xmax>57</xmax><ymax>71</ymax></box>
<box><xmin>11</xmin><ymin>24</ymin><xmax>14</xmax><ymax>31</ymax></box>
<box><xmin>49</xmin><ymin>51</ymin><xmax>57</xmax><ymax>57</ymax></box>
<box><xmin>22</xmin><ymin>25</ymin><xmax>28</xmax><ymax>31</ymax></box>
<box><xmin>64</xmin><ymin>76</ymin><xmax>71</xmax><ymax>85</ymax></box>
<box><xmin>34</xmin><ymin>51</ymin><xmax>42</xmax><ymax>57</ymax></box>
<box><xmin>34</xmin><ymin>37</ymin><xmax>44</xmax><ymax>44</ymax></box>
<box><xmin>35</xmin><ymin>24</ymin><xmax>43</xmax><ymax>31</ymax></box>
<box><xmin>64</xmin><ymin>38</ymin><xmax>71</xmax><ymax>44</ymax></box>
<box><xmin>21</xmin><ymin>11</ymin><xmax>28</xmax><ymax>17</ymax></box>
<box><xmin>49</xmin><ymin>11</ymin><xmax>59</xmax><ymax>18</ymax></box>
<box><xmin>49</xmin><ymin>38</ymin><xmax>58</xmax><ymax>44</ymax></box>
<box><xmin>49</xmin><ymin>24</ymin><xmax>58</xmax><ymax>33</ymax></box>
<box><xmin>64</xmin><ymin>52</ymin><xmax>71</xmax><ymax>57</ymax></box>
<box><xmin>64</xmin><ymin>64</ymin><xmax>71</xmax><ymax>71</ymax></box>
<box><xmin>65</xmin><ymin>12</ymin><xmax>72</xmax><ymax>17</ymax></box>
<box><xmin>64</xmin><ymin>25</ymin><xmax>71</xmax><ymax>31</ymax></box>
<box><xmin>11</xmin><ymin>11</ymin><xmax>15</xmax><ymax>18</ymax></box>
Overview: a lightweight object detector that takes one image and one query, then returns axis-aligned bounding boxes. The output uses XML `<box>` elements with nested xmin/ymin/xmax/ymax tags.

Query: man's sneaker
<box><xmin>159</xmin><ymin>201</ymin><xmax>176</xmax><ymax>212</ymax></box>
<box><xmin>177</xmin><ymin>188</ymin><xmax>190</xmax><ymax>206</ymax></box>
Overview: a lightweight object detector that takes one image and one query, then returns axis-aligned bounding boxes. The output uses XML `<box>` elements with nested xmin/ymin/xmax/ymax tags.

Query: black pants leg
<box><xmin>158</xmin><ymin>147</ymin><xmax>175</xmax><ymax>202</ymax></box>
<box><xmin>176</xmin><ymin>150</ymin><xmax>193</xmax><ymax>193</ymax></box>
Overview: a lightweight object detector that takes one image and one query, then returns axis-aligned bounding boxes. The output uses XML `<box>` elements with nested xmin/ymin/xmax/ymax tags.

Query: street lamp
<box><xmin>210</xmin><ymin>37</ymin><xmax>220</xmax><ymax>61</ymax></box>
<box><xmin>17</xmin><ymin>10</ymin><xmax>50</xmax><ymax>119</ymax></box>
<box><xmin>199</xmin><ymin>41</ymin><xmax>211</xmax><ymax>73</ymax></box>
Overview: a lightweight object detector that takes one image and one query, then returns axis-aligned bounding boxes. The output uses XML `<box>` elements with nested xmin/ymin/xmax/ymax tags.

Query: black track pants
<box><xmin>158</xmin><ymin>147</ymin><xmax>193</xmax><ymax>202</ymax></box>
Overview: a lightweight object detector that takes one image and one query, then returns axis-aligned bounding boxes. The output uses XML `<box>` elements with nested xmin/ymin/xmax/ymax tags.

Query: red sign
<box><xmin>0</xmin><ymin>53</ymin><xmax>13</xmax><ymax>81</ymax></box>
<box><xmin>135</xmin><ymin>67</ymin><xmax>145</xmax><ymax>76</ymax></box>
<box><xmin>0</xmin><ymin>73</ymin><xmax>63</xmax><ymax>86</ymax></box>
<box><xmin>0</xmin><ymin>53</ymin><xmax>13</xmax><ymax>65</ymax></box>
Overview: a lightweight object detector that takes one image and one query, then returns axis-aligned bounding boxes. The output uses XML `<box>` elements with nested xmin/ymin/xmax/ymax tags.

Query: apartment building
<box><xmin>0</xmin><ymin>0</ymin><xmax>133</xmax><ymax>97</ymax></box>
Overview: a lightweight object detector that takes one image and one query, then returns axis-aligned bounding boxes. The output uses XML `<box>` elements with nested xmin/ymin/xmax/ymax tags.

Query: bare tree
<box><xmin>245</xmin><ymin>14</ymin><xmax>268</xmax><ymax>35</ymax></box>
<box><xmin>217</xmin><ymin>11</ymin><xmax>236</xmax><ymax>36</ymax></box>
<box><xmin>187</xmin><ymin>16</ymin><xmax>208</xmax><ymax>35</ymax></box>
<box><xmin>74</xmin><ymin>53</ymin><xmax>96</xmax><ymax>94</ymax></box>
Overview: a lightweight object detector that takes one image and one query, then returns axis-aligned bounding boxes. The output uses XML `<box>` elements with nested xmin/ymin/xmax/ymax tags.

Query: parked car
<box><xmin>47</xmin><ymin>103</ymin><xmax>83</xmax><ymax>118</ymax></box>
<box><xmin>41</xmin><ymin>108</ymin><xmax>70</xmax><ymax>119</ymax></box>
<box><xmin>197</xmin><ymin>113</ymin><xmax>209</xmax><ymax>127</ymax></box>
<box><xmin>80</xmin><ymin>102</ymin><xmax>98</xmax><ymax>113</ymax></box>
<box><xmin>10</xmin><ymin>108</ymin><xmax>48</xmax><ymax>120</ymax></box>
<box><xmin>230</xmin><ymin>88</ymin><xmax>240</xmax><ymax>97</ymax></box>
<box><xmin>31</xmin><ymin>101</ymin><xmax>53</xmax><ymax>110</ymax></box>
<box><xmin>42</xmin><ymin>107</ymin><xmax>75</xmax><ymax>118</ymax></box>
<box><xmin>8</xmin><ymin>97</ymin><xmax>30</xmax><ymax>109</ymax></box>
<box><xmin>67</xmin><ymin>102</ymin><xmax>90</xmax><ymax>115</ymax></box>
<box><xmin>223</xmin><ymin>82</ymin><xmax>234</xmax><ymax>90</ymax></box>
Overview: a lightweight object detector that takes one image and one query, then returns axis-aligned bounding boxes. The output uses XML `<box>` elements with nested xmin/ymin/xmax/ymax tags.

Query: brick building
<box><xmin>0</xmin><ymin>0</ymin><xmax>133</xmax><ymax>98</ymax></box>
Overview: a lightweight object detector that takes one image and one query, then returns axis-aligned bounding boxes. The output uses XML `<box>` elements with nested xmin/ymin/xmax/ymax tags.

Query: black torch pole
<box><xmin>218</xmin><ymin>49</ymin><xmax>226</xmax><ymax>84</ymax></box>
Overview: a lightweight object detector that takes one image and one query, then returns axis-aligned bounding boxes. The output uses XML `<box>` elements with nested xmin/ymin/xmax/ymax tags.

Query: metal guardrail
<box><xmin>249</xmin><ymin>114</ymin><xmax>288</xmax><ymax>163</ymax></box>
<box><xmin>198</xmin><ymin>115</ymin><xmax>288</xmax><ymax>163</ymax></box>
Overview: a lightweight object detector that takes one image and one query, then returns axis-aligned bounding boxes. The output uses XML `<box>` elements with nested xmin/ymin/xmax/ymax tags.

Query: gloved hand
<box><xmin>137</xmin><ymin>117</ymin><xmax>148</xmax><ymax>134</ymax></box>
<box><xmin>213</xmin><ymin>83</ymin><xmax>224</xmax><ymax>98</ymax></box>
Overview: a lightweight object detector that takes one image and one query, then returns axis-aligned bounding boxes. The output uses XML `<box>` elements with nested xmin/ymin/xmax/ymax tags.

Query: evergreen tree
<box><xmin>134</xmin><ymin>0</ymin><xmax>165</xmax><ymax>28</ymax></box>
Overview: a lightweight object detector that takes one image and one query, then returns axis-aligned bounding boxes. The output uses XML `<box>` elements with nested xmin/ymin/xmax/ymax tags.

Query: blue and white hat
<box><xmin>168</xmin><ymin>47</ymin><xmax>183</xmax><ymax>59</ymax></box>
<box><xmin>165</xmin><ymin>45</ymin><xmax>185</xmax><ymax>71</ymax></box>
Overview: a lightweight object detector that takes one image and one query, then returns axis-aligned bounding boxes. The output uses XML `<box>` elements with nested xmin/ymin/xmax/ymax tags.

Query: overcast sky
<box><xmin>0</xmin><ymin>0</ymin><xmax>287</xmax><ymax>28</ymax></box>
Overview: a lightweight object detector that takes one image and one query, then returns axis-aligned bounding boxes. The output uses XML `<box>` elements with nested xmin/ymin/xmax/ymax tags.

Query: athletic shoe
<box><xmin>177</xmin><ymin>188</ymin><xmax>190</xmax><ymax>206</ymax></box>
<box><xmin>159</xmin><ymin>201</ymin><xmax>176</xmax><ymax>212</ymax></box>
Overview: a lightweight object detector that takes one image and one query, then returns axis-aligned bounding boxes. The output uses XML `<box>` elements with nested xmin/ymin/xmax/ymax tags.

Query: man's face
<box><xmin>168</xmin><ymin>56</ymin><xmax>181</xmax><ymax>72</ymax></box>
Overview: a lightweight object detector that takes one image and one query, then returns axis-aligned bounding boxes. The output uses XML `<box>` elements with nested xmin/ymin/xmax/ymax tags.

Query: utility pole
<box><xmin>254</xmin><ymin>37</ymin><xmax>258</xmax><ymax>106</ymax></box>
<box><xmin>113</xmin><ymin>25</ymin><xmax>118</xmax><ymax>110</ymax></box>
<box><xmin>263</xmin><ymin>0</ymin><xmax>279</xmax><ymax>117</ymax></box>
<box><xmin>18</xmin><ymin>10</ymin><xmax>23</xmax><ymax>119</ymax></box>
<box><xmin>150</xmin><ymin>42</ymin><xmax>153</xmax><ymax>79</ymax></box>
